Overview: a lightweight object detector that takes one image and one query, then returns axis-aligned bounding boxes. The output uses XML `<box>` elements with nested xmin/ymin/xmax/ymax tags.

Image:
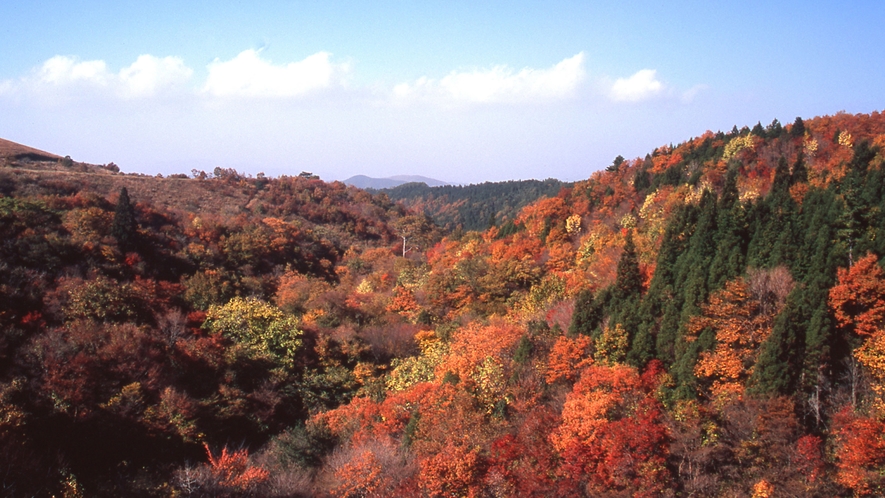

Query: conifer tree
<box><xmin>750</xmin><ymin>292</ymin><xmax>801</xmax><ymax>396</ymax></box>
<box><xmin>790</xmin><ymin>116</ymin><xmax>806</xmax><ymax>138</ymax></box>
<box><xmin>670</xmin><ymin>191</ymin><xmax>719</xmax><ymax>398</ymax></box>
<box><xmin>569</xmin><ymin>289</ymin><xmax>602</xmax><ymax>336</ymax></box>
<box><xmin>644</xmin><ymin>204</ymin><xmax>700</xmax><ymax>365</ymax></box>
<box><xmin>614</xmin><ymin>230</ymin><xmax>641</xmax><ymax>301</ymax></box>
<box><xmin>112</xmin><ymin>187</ymin><xmax>138</xmax><ymax>252</ymax></box>
<box><xmin>791</xmin><ymin>151</ymin><xmax>808</xmax><ymax>185</ymax></box>
<box><xmin>708</xmin><ymin>166</ymin><xmax>747</xmax><ymax>290</ymax></box>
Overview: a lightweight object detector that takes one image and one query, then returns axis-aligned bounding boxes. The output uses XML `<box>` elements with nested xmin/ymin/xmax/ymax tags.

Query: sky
<box><xmin>1</xmin><ymin>2</ymin><xmax>884</xmax><ymax>184</ymax></box>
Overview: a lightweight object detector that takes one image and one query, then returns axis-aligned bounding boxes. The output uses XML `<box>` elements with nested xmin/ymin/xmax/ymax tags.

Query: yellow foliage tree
<box><xmin>855</xmin><ymin>330</ymin><xmax>885</xmax><ymax>416</ymax></box>
<box><xmin>204</xmin><ymin>297</ymin><xmax>303</xmax><ymax>370</ymax></box>
<box><xmin>594</xmin><ymin>323</ymin><xmax>628</xmax><ymax>366</ymax></box>
<box><xmin>386</xmin><ymin>331</ymin><xmax>448</xmax><ymax>392</ymax></box>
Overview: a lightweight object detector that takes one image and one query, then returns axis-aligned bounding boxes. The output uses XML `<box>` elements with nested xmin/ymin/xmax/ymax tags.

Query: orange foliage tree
<box><xmin>551</xmin><ymin>364</ymin><xmax>671</xmax><ymax>496</ymax></box>
<box><xmin>545</xmin><ymin>335</ymin><xmax>593</xmax><ymax>384</ymax></box>
<box><xmin>832</xmin><ymin>407</ymin><xmax>885</xmax><ymax>496</ymax></box>
<box><xmin>688</xmin><ymin>270</ymin><xmax>792</xmax><ymax>400</ymax></box>
<box><xmin>195</xmin><ymin>443</ymin><xmax>270</xmax><ymax>493</ymax></box>
<box><xmin>830</xmin><ymin>253</ymin><xmax>885</xmax><ymax>338</ymax></box>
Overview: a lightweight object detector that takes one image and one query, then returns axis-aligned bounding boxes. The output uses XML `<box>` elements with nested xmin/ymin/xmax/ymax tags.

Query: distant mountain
<box><xmin>388</xmin><ymin>175</ymin><xmax>449</xmax><ymax>187</ymax></box>
<box><xmin>343</xmin><ymin>174</ymin><xmax>448</xmax><ymax>189</ymax></box>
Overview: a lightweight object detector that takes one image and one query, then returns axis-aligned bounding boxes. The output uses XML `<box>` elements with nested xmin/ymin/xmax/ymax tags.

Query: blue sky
<box><xmin>1</xmin><ymin>1</ymin><xmax>883</xmax><ymax>184</ymax></box>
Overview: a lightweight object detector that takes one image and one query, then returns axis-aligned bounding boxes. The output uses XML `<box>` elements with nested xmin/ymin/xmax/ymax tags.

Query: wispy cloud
<box><xmin>394</xmin><ymin>53</ymin><xmax>586</xmax><ymax>104</ymax></box>
<box><xmin>680</xmin><ymin>84</ymin><xmax>708</xmax><ymax>103</ymax></box>
<box><xmin>119</xmin><ymin>55</ymin><xmax>193</xmax><ymax>97</ymax></box>
<box><xmin>202</xmin><ymin>49</ymin><xmax>349</xmax><ymax>98</ymax></box>
<box><xmin>610</xmin><ymin>69</ymin><xmax>663</xmax><ymax>102</ymax></box>
<box><xmin>14</xmin><ymin>54</ymin><xmax>192</xmax><ymax>98</ymax></box>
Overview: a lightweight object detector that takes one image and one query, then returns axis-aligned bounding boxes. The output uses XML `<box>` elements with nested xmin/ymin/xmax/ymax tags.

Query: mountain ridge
<box><xmin>343</xmin><ymin>174</ymin><xmax>449</xmax><ymax>189</ymax></box>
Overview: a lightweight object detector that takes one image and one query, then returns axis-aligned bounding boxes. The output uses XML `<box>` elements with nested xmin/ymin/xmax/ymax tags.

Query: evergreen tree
<box><xmin>772</xmin><ymin>156</ymin><xmax>791</xmax><ymax>195</ymax></box>
<box><xmin>669</xmin><ymin>191</ymin><xmax>719</xmax><ymax>398</ymax></box>
<box><xmin>791</xmin><ymin>151</ymin><xmax>808</xmax><ymax>186</ymax></box>
<box><xmin>748</xmin><ymin>159</ymin><xmax>798</xmax><ymax>269</ymax></box>
<box><xmin>569</xmin><ymin>289</ymin><xmax>603</xmax><ymax>336</ymax></box>
<box><xmin>790</xmin><ymin>116</ymin><xmax>806</xmax><ymax>138</ymax></box>
<box><xmin>708</xmin><ymin>166</ymin><xmax>747</xmax><ymax>290</ymax></box>
<box><xmin>614</xmin><ymin>230</ymin><xmax>641</xmax><ymax>301</ymax></box>
<box><xmin>751</xmin><ymin>121</ymin><xmax>766</xmax><ymax>138</ymax></box>
<box><xmin>749</xmin><ymin>291</ymin><xmax>802</xmax><ymax>396</ymax></box>
<box><xmin>112</xmin><ymin>187</ymin><xmax>138</xmax><ymax>252</ymax></box>
<box><xmin>766</xmin><ymin>118</ymin><xmax>784</xmax><ymax>137</ymax></box>
<box><xmin>641</xmin><ymin>204</ymin><xmax>700</xmax><ymax>365</ymax></box>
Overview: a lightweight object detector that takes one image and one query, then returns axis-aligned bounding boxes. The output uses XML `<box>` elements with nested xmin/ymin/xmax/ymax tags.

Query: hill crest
<box><xmin>0</xmin><ymin>137</ymin><xmax>62</xmax><ymax>162</ymax></box>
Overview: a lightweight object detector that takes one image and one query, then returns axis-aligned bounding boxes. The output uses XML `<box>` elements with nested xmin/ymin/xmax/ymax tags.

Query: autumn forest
<box><xmin>3</xmin><ymin>111</ymin><xmax>885</xmax><ymax>496</ymax></box>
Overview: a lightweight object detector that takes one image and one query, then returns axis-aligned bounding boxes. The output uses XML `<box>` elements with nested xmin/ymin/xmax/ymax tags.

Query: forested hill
<box><xmin>3</xmin><ymin>111</ymin><xmax>885</xmax><ymax>496</ymax></box>
<box><xmin>377</xmin><ymin>178</ymin><xmax>569</xmax><ymax>231</ymax></box>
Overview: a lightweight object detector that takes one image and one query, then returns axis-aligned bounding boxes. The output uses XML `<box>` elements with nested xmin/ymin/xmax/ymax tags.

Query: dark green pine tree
<box><xmin>678</xmin><ymin>190</ymin><xmax>718</xmax><ymax>315</ymax></box>
<box><xmin>632</xmin><ymin>204</ymin><xmax>696</xmax><ymax>367</ymax></box>
<box><xmin>772</xmin><ymin>156</ymin><xmax>792</xmax><ymax>195</ymax></box>
<box><xmin>790</xmin><ymin>116</ymin><xmax>806</xmax><ymax>138</ymax></box>
<box><xmin>569</xmin><ymin>288</ymin><xmax>603</xmax><ymax>336</ymax></box>
<box><xmin>751</xmin><ymin>121</ymin><xmax>766</xmax><ymax>138</ymax></box>
<box><xmin>749</xmin><ymin>290</ymin><xmax>802</xmax><ymax>396</ymax></box>
<box><xmin>860</xmin><ymin>155</ymin><xmax>885</xmax><ymax>256</ymax></box>
<box><xmin>708</xmin><ymin>166</ymin><xmax>747</xmax><ymax>290</ymax></box>
<box><xmin>611</xmin><ymin>230</ymin><xmax>645</xmax><ymax>366</ymax></box>
<box><xmin>670</xmin><ymin>190</ymin><xmax>719</xmax><ymax>399</ymax></box>
<box><xmin>786</xmin><ymin>186</ymin><xmax>846</xmax><ymax>405</ymax></box>
<box><xmin>791</xmin><ymin>151</ymin><xmax>808</xmax><ymax>186</ymax></box>
<box><xmin>747</xmin><ymin>157</ymin><xmax>798</xmax><ymax>268</ymax></box>
<box><xmin>112</xmin><ymin>187</ymin><xmax>138</xmax><ymax>252</ymax></box>
<box><xmin>649</xmin><ymin>203</ymin><xmax>702</xmax><ymax>365</ymax></box>
<box><xmin>614</xmin><ymin>230</ymin><xmax>642</xmax><ymax>301</ymax></box>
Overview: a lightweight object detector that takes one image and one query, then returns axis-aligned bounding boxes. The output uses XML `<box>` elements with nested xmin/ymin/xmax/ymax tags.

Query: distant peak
<box><xmin>343</xmin><ymin>174</ymin><xmax>449</xmax><ymax>189</ymax></box>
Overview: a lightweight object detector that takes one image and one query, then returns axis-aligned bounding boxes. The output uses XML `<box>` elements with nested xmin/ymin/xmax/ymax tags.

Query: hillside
<box><xmin>2</xmin><ymin>111</ymin><xmax>885</xmax><ymax>496</ymax></box>
<box><xmin>0</xmin><ymin>137</ymin><xmax>61</xmax><ymax>162</ymax></box>
<box><xmin>381</xmin><ymin>178</ymin><xmax>570</xmax><ymax>231</ymax></box>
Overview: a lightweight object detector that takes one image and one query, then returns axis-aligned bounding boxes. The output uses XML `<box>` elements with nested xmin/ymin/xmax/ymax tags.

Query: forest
<box><xmin>1</xmin><ymin>110</ymin><xmax>885</xmax><ymax>496</ymax></box>
<box><xmin>377</xmin><ymin>178</ymin><xmax>569</xmax><ymax>232</ymax></box>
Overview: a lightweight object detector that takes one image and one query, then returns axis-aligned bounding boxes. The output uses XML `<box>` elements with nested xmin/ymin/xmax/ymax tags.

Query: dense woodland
<box><xmin>377</xmin><ymin>178</ymin><xmax>569</xmax><ymax>232</ymax></box>
<box><xmin>1</xmin><ymin>111</ymin><xmax>885</xmax><ymax>496</ymax></box>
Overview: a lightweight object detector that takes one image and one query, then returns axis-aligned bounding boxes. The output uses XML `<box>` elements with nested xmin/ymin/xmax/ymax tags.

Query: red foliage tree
<box><xmin>830</xmin><ymin>253</ymin><xmax>885</xmax><ymax>337</ymax></box>
<box><xmin>551</xmin><ymin>364</ymin><xmax>672</xmax><ymax>496</ymax></box>
<box><xmin>832</xmin><ymin>407</ymin><xmax>885</xmax><ymax>496</ymax></box>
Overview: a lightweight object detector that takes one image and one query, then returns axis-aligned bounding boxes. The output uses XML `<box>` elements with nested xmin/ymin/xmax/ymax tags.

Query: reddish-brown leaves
<box><xmin>830</xmin><ymin>253</ymin><xmax>885</xmax><ymax>337</ymax></box>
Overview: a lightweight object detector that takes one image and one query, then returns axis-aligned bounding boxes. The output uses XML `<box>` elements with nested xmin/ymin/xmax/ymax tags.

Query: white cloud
<box><xmin>119</xmin><ymin>55</ymin><xmax>192</xmax><ymax>97</ymax></box>
<box><xmin>203</xmin><ymin>49</ymin><xmax>349</xmax><ymax>98</ymax></box>
<box><xmin>23</xmin><ymin>54</ymin><xmax>192</xmax><ymax>98</ymax></box>
<box><xmin>394</xmin><ymin>53</ymin><xmax>585</xmax><ymax>104</ymax></box>
<box><xmin>39</xmin><ymin>56</ymin><xmax>111</xmax><ymax>85</ymax></box>
<box><xmin>610</xmin><ymin>69</ymin><xmax>663</xmax><ymax>102</ymax></box>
